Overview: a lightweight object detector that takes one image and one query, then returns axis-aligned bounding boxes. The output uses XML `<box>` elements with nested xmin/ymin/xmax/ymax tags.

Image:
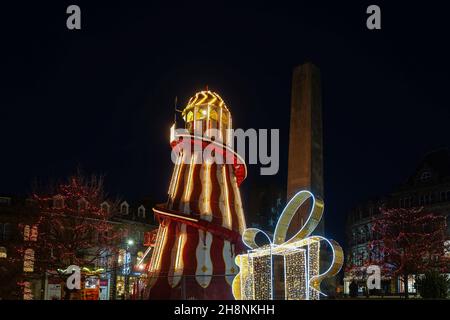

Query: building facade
<box><xmin>344</xmin><ymin>148</ymin><xmax>450</xmax><ymax>295</ymax></box>
<box><xmin>0</xmin><ymin>196</ymin><xmax>157</xmax><ymax>300</ymax></box>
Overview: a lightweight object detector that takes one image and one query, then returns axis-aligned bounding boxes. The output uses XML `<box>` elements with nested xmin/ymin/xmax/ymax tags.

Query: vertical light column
<box><xmin>182</xmin><ymin>154</ymin><xmax>197</xmax><ymax>213</ymax></box>
<box><xmin>219</xmin><ymin>165</ymin><xmax>232</xmax><ymax>229</ymax></box>
<box><xmin>169</xmin><ymin>224</ymin><xmax>187</xmax><ymax>288</ymax></box>
<box><xmin>199</xmin><ymin>160</ymin><xmax>213</xmax><ymax>221</ymax></box>
<box><xmin>284</xmin><ymin>249</ymin><xmax>307</xmax><ymax>300</ymax></box>
<box><xmin>308</xmin><ymin>241</ymin><xmax>320</xmax><ymax>300</ymax></box>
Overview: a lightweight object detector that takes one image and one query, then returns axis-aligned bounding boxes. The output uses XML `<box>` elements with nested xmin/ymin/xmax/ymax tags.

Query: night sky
<box><xmin>1</xmin><ymin>1</ymin><xmax>449</xmax><ymax>246</ymax></box>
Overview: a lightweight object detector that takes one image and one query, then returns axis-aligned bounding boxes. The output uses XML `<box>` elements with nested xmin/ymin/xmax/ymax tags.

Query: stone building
<box><xmin>344</xmin><ymin>148</ymin><xmax>450</xmax><ymax>295</ymax></box>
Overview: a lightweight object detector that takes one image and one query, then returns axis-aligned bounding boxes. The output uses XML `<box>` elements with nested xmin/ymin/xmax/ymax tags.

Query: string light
<box><xmin>233</xmin><ymin>190</ymin><xmax>344</xmax><ymax>300</ymax></box>
<box><xmin>221</xmin><ymin>165</ymin><xmax>232</xmax><ymax>229</ymax></box>
<box><xmin>183</xmin><ymin>154</ymin><xmax>196</xmax><ymax>204</ymax></box>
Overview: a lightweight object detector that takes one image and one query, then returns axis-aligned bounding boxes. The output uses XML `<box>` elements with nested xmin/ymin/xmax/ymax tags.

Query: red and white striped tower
<box><xmin>146</xmin><ymin>90</ymin><xmax>247</xmax><ymax>299</ymax></box>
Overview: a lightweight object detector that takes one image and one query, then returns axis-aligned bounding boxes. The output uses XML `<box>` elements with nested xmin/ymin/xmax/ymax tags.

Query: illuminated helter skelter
<box><xmin>232</xmin><ymin>190</ymin><xmax>344</xmax><ymax>300</ymax></box>
<box><xmin>146</xmin><ymin>90</ymin><xmax>247</xmax><ymax>299</ymax></box>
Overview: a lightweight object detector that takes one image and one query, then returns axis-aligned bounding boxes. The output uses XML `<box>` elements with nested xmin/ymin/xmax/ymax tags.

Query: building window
<box><xmin>419</xmin><ymin>194</ymin><xmax>432</xmax><ymax>206</ymax></box>
<box><xmin>442</xmin><ymin>191</ymin><xmax>450</xmax><ymax>202</ymax></box>
<box><xmin>0</xmin><ymin>197</ymin><xmax>11</xmax><ymax>205</ymax></box>
<box><xmin>23</xmin><ymin>248</ymin><xmax>35</xmax><ymax>272</ymax></box>
<box><xmin>419</xmin><ymin>193</ymin><xmax>433</xmax><ymax>205</ymax></box>
<box><xmin>398</xmin><ymin>275</ymin><xmax>416</xmax><ymax>294</ymax></box>
<box><xmin>0</xmin><ymin>223</ymin><xmax>12</xmax><ymax>241</ymax></box>
<box><xmin>120</xmin><ymin>202</ymin><xmax>129</xmax><ymax>215</ymax></box>
<box><xmin>420</xmin><ymin>170</ymin><xmax>432</xmax><ymax>182</ymax></box>
<box><xmin>444</xmin><ymin>240</ymin><xmax>450</xmax><ymax>257</ymax></box>
<box><xmin>101</xmin><ymin>202</ymin><xmax>110</xmax><ymax>214</ymax></box>
<box><xmin>0</xmin><ymin>246</ymin><xmax>7</xmax><ymax>259</ymax></box>
<box><xmin>138</xmin><ymin>205</ymin><xmax>146</xmax><ymax>218</ymax></box>
<box><xmin>405</xmin><ymin>197</ymin><xmax>412</xmax><ymax>207</ymax></box>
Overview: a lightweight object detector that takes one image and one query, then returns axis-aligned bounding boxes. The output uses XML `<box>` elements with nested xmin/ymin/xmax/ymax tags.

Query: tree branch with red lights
<box><xmin>369</xmin><ymin>206</ymin><xmax>449</xmax><ymax>298</ymax></box>
<box><xmin>32</xmin><ymin>171</ymin><xmax>124</xmax><ymax>271</ymax></box>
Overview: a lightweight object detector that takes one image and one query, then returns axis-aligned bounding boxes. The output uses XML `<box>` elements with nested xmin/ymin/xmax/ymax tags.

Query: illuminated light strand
<box><xmin>182</xmin><ymin>153</ymin><xmax>197</xmax><ymax>204</ymax></box>
<box><xmin>227</xmin><ymin>115</ymin><xmax>232</xmax><ymax>147</ymax></box>
<box><xmin>151</xmin><ymin>224</ymin><xmax>168</xmax><ymax>272</ymax></box>
<box><xmin>221</xmin><ymin>165</ymin><xmax>232</xmax><ymax>229</ymax></box>
<box><xmin>174</xmin><ymin>236</ymin><xmax>183</xmax><ymax>270</ymax></box>
<box><xmin>136</xmin><ymin>246</ymin><xmax>152</xmax><ymax>269</ymax></box>
<box><xmin>174</xmin><ymin>228</ymin><xmax>186</xmax><ymax>270</ymax></box>
<box><xmin>153</xmin><ymin>208</ymin><xmax>199</xmax><ymax>223</ymax></box>
<box><xmin>185</xmin><ymin>91</ymin><xmax>228</xmax><ymax>112</ymax></box>
<box><xmin>168</xmin><ymin>224</ymin><xmax>188</xmax><ymax>288</ymax></box>
<box><xmin>219</xmin><ymin>106</ymin><xmax>223</xmax><ymax>142</ymax></box>
<box><xmin>168</xmin><ymin>153</ymin><xmax>182</xmax><ymax>197</ymax></box>
<box><xmin>206</xmin><ymin>104</ymin><xmax>211</xmax><ymax>134</ymax></box>
<box><xmin>200</xmin><ymin>159</ymin><xmax>212</xmax><ymax>221</ymax></box>
<box><xmin>170</xmin><ymin>152</ymin><xmax>185</xmax><ymax>208</ymax></box>
<box><xmin>149</xmin><ymin>226</ymin><xmax>164</xmax><ymax>273</ymax></box>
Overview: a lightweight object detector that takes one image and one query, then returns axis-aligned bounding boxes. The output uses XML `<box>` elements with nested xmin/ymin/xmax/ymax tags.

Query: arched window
<box><xmin>23</xmin><ymin>248</ymin><xmax>35</xmax><ymax>272</ymax></box>
<box><xmin>120</xmin><ymin>202</ymin><xmax>129</xmax><ymax>215</ymax></box>
<box><xmin>138</xmin><ymin>205</ymin><xmax>146</xmax><ymax>218</ymax></box>
<box><xmin>101</xmin><ymin>202</ymin><xmax>110</xmax><ymax>214</ymax></box>
<box><xmin>0</xmin><ymin>246</ymin><xmax>7</xmax><ymax>259</ymax></box>
<box><xmin>420</xmin><ymin>170</ymin><xmax>431</xmax><ymax>182</ymax></box>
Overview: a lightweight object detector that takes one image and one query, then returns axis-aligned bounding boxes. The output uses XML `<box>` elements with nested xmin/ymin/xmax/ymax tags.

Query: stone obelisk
<box><xmin>287</xmin><ymin>62</ymin><xmax>324</xmax><ymax>235</ymax></box>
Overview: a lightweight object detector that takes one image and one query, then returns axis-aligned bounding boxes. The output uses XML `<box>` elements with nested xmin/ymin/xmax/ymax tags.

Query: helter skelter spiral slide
<box><xmin>145</xmin><ymin>90</ymin><xmax>247</xmax><ymax>299</ymax></box>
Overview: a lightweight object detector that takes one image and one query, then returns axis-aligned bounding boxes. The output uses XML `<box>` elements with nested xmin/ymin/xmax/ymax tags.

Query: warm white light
<box><xmin>222</xmin><ymin>165</ymin><xmax>232</xmax><ymax>229</ymax></box>
<box><xmin>232</xmin><ymin>190</ymin><xmax>344</xmax><ymax>300</ymax></box>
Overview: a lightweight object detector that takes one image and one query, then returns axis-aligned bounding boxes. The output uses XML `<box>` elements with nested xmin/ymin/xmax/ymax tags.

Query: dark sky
<box><xmin>1</xmin><ymin>1</ymin><xmax>449</xmax><ymax>246</ymax></box>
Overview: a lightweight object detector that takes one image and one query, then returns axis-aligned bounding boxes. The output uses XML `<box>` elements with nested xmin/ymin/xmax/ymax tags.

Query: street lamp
<box><xmin>124</xmin><ymin>238</ymin><xmax>135</xmax><ymax>299</ymax></box>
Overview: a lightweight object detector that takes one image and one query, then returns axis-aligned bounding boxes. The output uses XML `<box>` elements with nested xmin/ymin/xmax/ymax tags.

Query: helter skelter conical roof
<box><xmin>182</xmin><ymin>90</ymin><xmax>230</xmax><ymax>117</ymax></box>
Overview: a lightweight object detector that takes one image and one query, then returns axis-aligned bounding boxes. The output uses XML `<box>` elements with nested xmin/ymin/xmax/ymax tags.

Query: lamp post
<box><xmin>124</xmin><ymin>238</ymin><xmax>134</xmax><ymax>300</ymax></box>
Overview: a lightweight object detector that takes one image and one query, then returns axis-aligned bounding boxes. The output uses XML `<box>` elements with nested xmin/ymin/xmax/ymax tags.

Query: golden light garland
<box><xmin>232</xmin><ymin>190</ymin><xmax>344</xmax><ymax>300</ymax></box>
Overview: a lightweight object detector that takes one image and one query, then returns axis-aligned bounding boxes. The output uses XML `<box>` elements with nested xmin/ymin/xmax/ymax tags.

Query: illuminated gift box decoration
<box><xmin>232</xmin><ymin>190</ymin><xmax>344</xmax><ymax>300</ymax></box>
